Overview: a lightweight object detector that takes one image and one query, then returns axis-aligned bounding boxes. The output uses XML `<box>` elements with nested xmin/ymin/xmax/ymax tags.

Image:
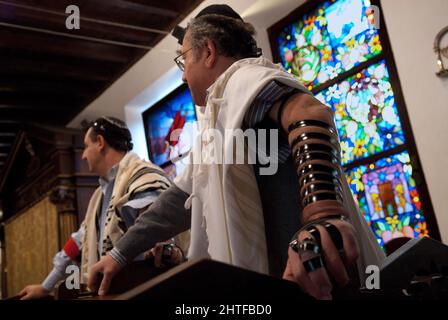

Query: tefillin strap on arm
<box><xmin>288</xmin><ymin>120</ymin><xmax>344</xmax><ymax>209</ymax></box>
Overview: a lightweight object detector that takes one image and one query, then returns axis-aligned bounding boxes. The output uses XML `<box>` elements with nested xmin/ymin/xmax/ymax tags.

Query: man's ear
<box><xmin>204</xmin><ymin>38</ymin><xmax>217</xmax><ymax>68</ymax></box>
<box><xmin>96</xmin><ymin>134</ymin><xmax>106</xmax><ymax>151</ymax></box>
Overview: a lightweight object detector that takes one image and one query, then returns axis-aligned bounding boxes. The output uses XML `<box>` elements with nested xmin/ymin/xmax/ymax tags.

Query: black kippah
<box><xmin>89</xmin><ymin>116</ymin><xmax>133</xmax><ymax>152</ymax></box>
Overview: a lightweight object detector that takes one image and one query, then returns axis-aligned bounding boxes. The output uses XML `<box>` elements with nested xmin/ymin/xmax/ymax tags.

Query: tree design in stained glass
<box><xmin>276</xmin><ymin>0</ymin><xmax>381</xmax><ymax>89</ymax></box>
<box><xmin>345</xmin><ymin>151</ymin><xmax>429</xmax><ymax>247</ymax></box>
<box><xmin>315</xmin><ymin>60</ymin><xmax>405</xmax><ymax>165</ymax></box>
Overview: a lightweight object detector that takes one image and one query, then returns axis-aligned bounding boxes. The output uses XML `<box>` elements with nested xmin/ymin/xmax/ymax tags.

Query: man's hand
<box><xmin>19</xmin><ymin>284</ymin><xmax>50</xmax><ymax>300</ymax></box>
<box><xmin>88</xmin><ymin>255</ymin><xmax>123</xmax><ymax>296</ymax></box>
<box><xmin>283</xmin><ymin>218</ymin><xmax>359</xmax><ymax>300</ymax></box>
<box><xmin>144</xmin><ymin>242</ymin><xmax>184</xmax><ymax>268</ymax></box>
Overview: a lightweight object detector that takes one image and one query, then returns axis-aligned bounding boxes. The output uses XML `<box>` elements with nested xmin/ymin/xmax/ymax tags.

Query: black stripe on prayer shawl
<box><xmin>127</xmin><ymin>180</ymin><xmax>172</xmax><ymax>201</ymax></box>
<box><xmin>243</xmin><ymin>80</ymin><xmax>311</xmax><ymax>164</ymax></box>
<box><xmin>128</xmin><ymin>167</ymin><xmax>169</xmax><ymax>184</ymax></box>
<box><xmin>132</xmin><ymin>180</ymin><xmax>172</xmax><ymax>192</ymax></box>
<box><xmin>125</xmin><ymin>167</ymin><xmax>171</xmax><ymax>194</ymax></box>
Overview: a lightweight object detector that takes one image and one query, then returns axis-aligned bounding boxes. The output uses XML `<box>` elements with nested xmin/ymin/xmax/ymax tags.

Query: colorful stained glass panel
<box><xmin>345</xmin><ymin>151</ymin><xmax>429</xmax><ymax>247</ymax></box>
<box><xmin>144</xmin><ymin>86</ymin><xmax>198</xmax><ymax>167</ymax></box>
<box><xmin>272</xmin><ymin>0</ymin><xmax>433</xmax><ymax>251</ymax></box>
<box><xmin>315</xmin><ymin>60</ymin><xmax>405</xmax><ymax>165</ymax></box>
<box><xmin>276</xmin><ymin>0</ymin><xmax>381</xmax><ymax>89</ymax></box>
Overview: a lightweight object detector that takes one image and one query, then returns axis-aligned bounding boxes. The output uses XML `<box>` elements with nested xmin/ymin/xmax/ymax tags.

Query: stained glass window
<box><xmin>315</xmin><ymin>60</ymin><xmax>405</xmax><ymax>165</ymax></box>
<box><xmin>143</xmin><ymin>85</ymin><xmax>198</xmax><ymax>177</ymax></box>
<box><xmin>345</xmin><ymin>151</ymin><xmax>428</xmax><ymax>246</ymax></box>
<box><xmin>276</xmin><ymin>0</ymin><xmax>381</xmax><ymax>90</ymax></box>
<box><xmin>269</xmin><ymin>0</ymin><xmax>437</xmax><ymax>248</ymax></box>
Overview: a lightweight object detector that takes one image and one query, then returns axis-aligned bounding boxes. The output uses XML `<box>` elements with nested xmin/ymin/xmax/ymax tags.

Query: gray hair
<box><xmin>186</xmin><ymin>14</ymin><xmax>261</xmax><ymax>60</ymax></box>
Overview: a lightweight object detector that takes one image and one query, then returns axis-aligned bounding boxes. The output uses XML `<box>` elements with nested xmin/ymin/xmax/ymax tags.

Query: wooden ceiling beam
<box><xmin>126</xmin><ymin>0</ymin><xmax>203</xmax><ymax>12</ymax></box>
<box><xmin>0</xmin><ymin>28</ymin><xmax>136</xmax><ymax>63</ymax></box>
<box><xmin>0</xmin><ymin>58</ymin><xmax>114</xmax><ymax>82</ymax></box>
<box><xmin>0</xmin><ymin>0</ymin><xmax>203</xmax><ymax>129</ymax></box>
<box><xmin>0</xmin><ymin>110</ymin><xmax>75</xmax><ymax>125</ymax></box>
<box><xmin>0</xmin><ymin>97</ymin><xmax>83</xmax><ymax>109</ymax></box>
<box><xmin>0</xmin><ymin>1</ymin><xmax>168</xmax><ymax>35</ymax></box>
<box><xmin>1</xmin><ymin>47</ymin><xmax>126</xmax><ymax>73</ymax></box>
<box><xmin>6</xmin><ymin>0</ymin><xmax>177</xmax><ymax>30</ymax></box>
<box><xmin>0</xmin><ymin>75</ymin><xmax>106</xmax><ymax>93</ymax></box>
<box><xmin>0</xmin><ymin>84</ymin><xmax>96</xmax><ymax>98</ymax></box>
<box><xmin>91</xmin><ymin>0</ymin><xmax>178</xmax><ymax>18</ymax></box>
<box><xmin>0</xmin><ymin>22</ymin><xmax>154</xmax><ymax>50</ymax></box>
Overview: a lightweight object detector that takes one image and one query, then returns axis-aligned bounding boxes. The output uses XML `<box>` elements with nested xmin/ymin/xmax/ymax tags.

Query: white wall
<box><xmin>381</xmin><ymin>0</ymin><xmax>448</xmax><ymax>243</ymax></box>
<box><xmin>68</xmin><ymin>0</ymin><xmax>448</xmax><ymax>242</ymax></box>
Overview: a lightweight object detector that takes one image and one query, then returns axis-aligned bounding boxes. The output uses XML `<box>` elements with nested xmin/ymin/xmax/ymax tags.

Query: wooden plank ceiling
<box><xmin>0</xmin><ymin>0</ymin><xmax>203</xmax><ymax>175</ymax></box>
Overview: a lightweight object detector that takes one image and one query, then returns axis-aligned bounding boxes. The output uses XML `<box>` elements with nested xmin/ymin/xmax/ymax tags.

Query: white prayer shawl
<box><xmin>81</xmin><ymin>152</ymin><xmax>171</xmax><ymax>283</ymax></box>
<box><xmin>175</xmin><ymin>57</ymin><xmax>385</xmax><ymax>282</ymax></box>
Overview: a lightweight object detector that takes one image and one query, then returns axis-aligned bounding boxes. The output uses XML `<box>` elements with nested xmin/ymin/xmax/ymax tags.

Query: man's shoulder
<box><xmin>125</xmin><ymin>161</ymin><xmax>171</xmax><ymax>192</ymax></box>
<box><xmin>226</xmin><ymin>60</ymin><xmax>300</xmax><ymax>93</ymax></box>
<box><xmin>131</xmin><ymin>163</ymin><xmax>168</xmax><ymax>181</ymax></box>
<box><xmin>120</xmin><ymin>153</ymin><xmax>166</xmax><ymax>178</ymax></box>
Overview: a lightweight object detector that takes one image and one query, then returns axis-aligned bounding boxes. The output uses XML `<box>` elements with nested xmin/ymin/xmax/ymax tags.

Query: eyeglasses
<box><xmin>174</xmin><ymin>48</ymin><xmax>192</xmax><ymax>72</ymax></box>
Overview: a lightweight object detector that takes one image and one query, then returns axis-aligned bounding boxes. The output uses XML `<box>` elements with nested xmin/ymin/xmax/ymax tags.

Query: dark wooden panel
<box><xmin>0</xmin><ymin>109</ymin><xmax>78</xmax><ymax>124</ymax></box>
<box><xmin>10</xmin><ymin>0</ymin><xmax>187</xmax><ymax>31</ymax></box>
<box><xmin>0</xmin><ymin>28</ymin><xmax>138</xmax><ymax>63</ymax></box>
<box><xmin>0</xmin><ymin>2</ymin><xmax>162</xmax><ymax>45</ymax></box>
<box><xmin>0</xmin><ymin>97</ymin><xmax>82</xmax><ymax>109</ymax></box>
<box><xmin>0</xmin><ymin>76</ymin><xmax>104</xmax><ymax>95</ymax></box>
<box><xmin>0</xmin><ymin>56</ymin><xmax>118</xmax><ymax>82</ymax></box>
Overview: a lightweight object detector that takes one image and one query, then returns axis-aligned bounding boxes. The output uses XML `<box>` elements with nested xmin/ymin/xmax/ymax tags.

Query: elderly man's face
<box><xmin>180</xmin><ymin>30</ymin><xmax>211</xmax><ymax>106</ymax></box>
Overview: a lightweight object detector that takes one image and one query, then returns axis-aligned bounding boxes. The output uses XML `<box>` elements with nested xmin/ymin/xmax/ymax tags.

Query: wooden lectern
<box><xmin>6</xmin><ymin>237</ymin><xmax>448</xmax><ymax>300</ymax></box>
<box><xmin>114</xmin><ymin>259</ymin><xmax>311</xmax><ymax>301</ymax></box>
<box><xmin>57</xmin><ymin>237</ymin><xmax>448</xmax><ymax>301</ymax></box>
<box><xmin>52</xmin><ymin>259</ymin><xmax>312</xmax><ymax>301</ymax></box>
